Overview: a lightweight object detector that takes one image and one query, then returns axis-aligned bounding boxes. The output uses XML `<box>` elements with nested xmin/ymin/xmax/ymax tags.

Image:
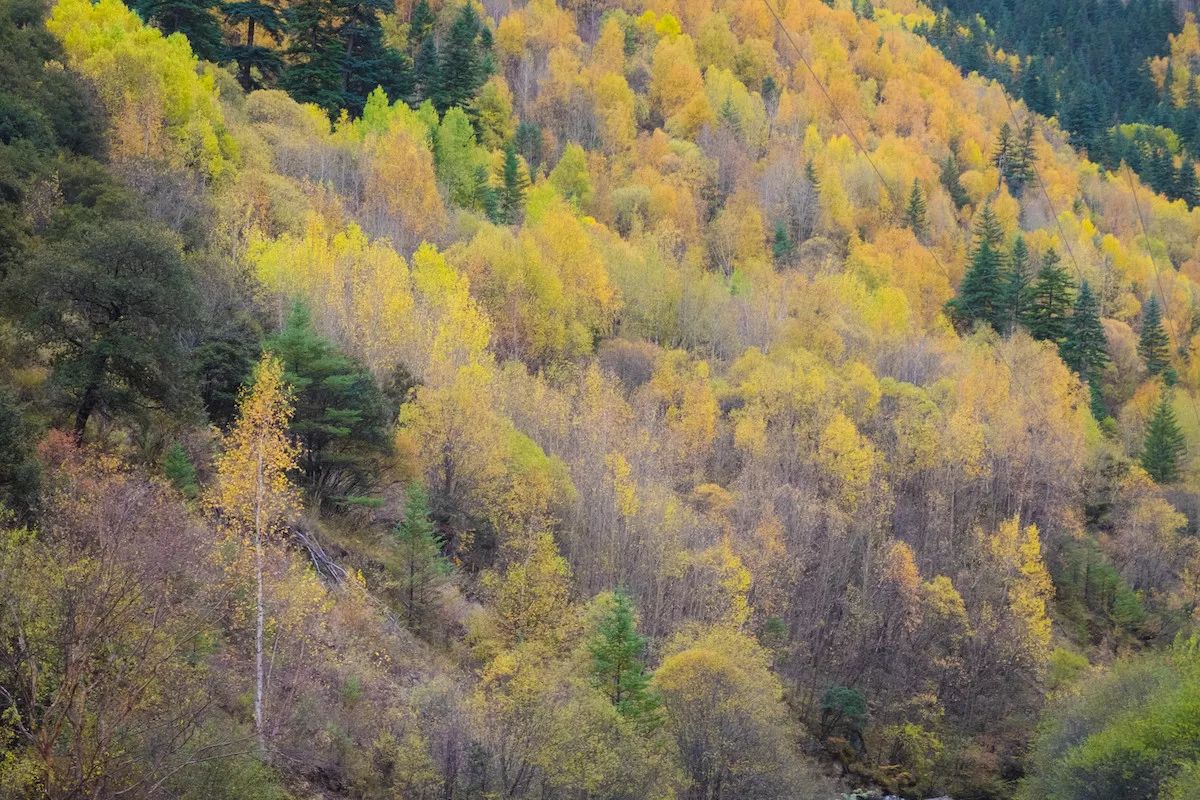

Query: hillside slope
<box><xmin>1</xmin><ymin>0</ymin><xmax>1200</xmax><ymax>797</ymax></box>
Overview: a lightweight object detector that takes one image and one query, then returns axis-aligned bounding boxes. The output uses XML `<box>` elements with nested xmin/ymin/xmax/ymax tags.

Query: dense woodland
<box><xmin>1</xmin><ymin>0</ymin><xmax>1200</xmax><ymax>797</ymax></box>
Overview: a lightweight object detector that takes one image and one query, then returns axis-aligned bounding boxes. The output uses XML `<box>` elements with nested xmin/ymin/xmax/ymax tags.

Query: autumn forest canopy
<box><xmin>4</xmin><ymin>0</ymin><xmax>1200</xmax><ymax>797</ymax></box>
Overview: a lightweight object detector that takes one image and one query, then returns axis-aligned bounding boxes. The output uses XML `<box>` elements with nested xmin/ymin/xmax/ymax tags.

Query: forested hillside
<box><xmin>1</xmin><ymin>0</ymin><xmax>1199</xmax><ymax>798</ymax></box>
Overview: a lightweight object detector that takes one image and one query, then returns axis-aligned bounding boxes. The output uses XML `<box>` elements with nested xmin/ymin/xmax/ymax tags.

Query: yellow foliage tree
<box><xmin>207</xmin><ymin>354</ymin><xmax>300</xmax><ymax>747</ymax></box>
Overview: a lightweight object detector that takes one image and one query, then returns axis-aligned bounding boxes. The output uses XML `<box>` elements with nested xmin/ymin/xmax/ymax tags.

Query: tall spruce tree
<box><xmin>225</xmin><ymin>0</ymin><xmax>284</xmax><ymax>91</ymax></box>
<box><xmin>498</xmin><ymin>143</ymin><xmax>527</xmax><ymax>224</ymax></box>
<box><xmin>947</xmin><ymin>204</ymin><xmax>1005</xmax><ymax>330</ymax></box>
<box><xmin>998</xmin><ymin>236</ymin><xmax>1032</xmax><ymax>335</ymax></box>
<box><xmin>904</xmin><ymin>178</ymin><xmax>929</xmax><ymax>241</ymax></box>
<box><xmin>1026</xmin><ymin>248</ymin><xmax>1075</xmax><ymax>345</ymax></box>
<box><xmin>1142</xmin><ymin>387</ymin><xmax>1187</xmax><ymax>483</ymax></box>
<box><xmin>435</xmin><ymin>3</ymin><xmax>490</xmax><ymax>112</ymax></box>
<box><xmin>131</xmin><ymin>0</ymin><xmax>225</xmax><ymax>62</ymax></box>
<box><xmin>1062</xmin><ymin>281</ymin><xmax>1109</xmax><ymax>380</ymax></box>
<box><xmin>587</xmin><ymin>589</ymin><xmax>661</xmax><ymax>728</ymax></box>
<box><xmin>339</xmin><ymin>0</ymin><xmax>412</xmax><ymax>116</ymax></box>
<box><xmin>1139</xmin><ymin>295</ymin><xmax>1174</xmax><ymax>383</ymax></box>
<box><xmin>413</xmin><ymin>33</ymin><xmax>440</xmax><ymax>103</ymax></box>
<box><xmin>266</xmin><ymin>303</ymin><xmax>389</xmax><ymax>507</ymax></box>
<box><xmin>279</xmin><ymin>0</ymin><xmax>346</xmax><ymax>114</ymax></box>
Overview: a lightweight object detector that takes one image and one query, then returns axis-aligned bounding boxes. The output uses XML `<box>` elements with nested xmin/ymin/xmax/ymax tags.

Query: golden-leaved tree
<box><xmin>207</xmin><ymin>354</ymin><xmax>300</xmax><ymax>748</ymax></box>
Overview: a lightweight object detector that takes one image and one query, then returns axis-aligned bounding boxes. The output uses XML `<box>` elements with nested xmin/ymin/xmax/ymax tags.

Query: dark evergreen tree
<box><xmin>339</xmin><ymin>0</ymin><xmax>413</xmax><ymax>116</ymax></box>
<box><xmin>939</xmin><ymin>148</ymin><xmax>969</xmax><ymax>210</ymax></box>
<box><xmin>413</xmin><ymin>32</ymin><xmax>440</xmax><ymax>102</ymax></box>
<box><xmin>947</xmin><ymin>204</ymin><xmax>1005</xmax><ymax>330</ymax></box>
<box><xmin>391</xmin><ymin>482</ymin><xmax>452</xmax><ymax>629</ymax></box>
<box><xmin>1177</xmin><ymin>157</ymin><xmax>1199</xmax><ymax>208</ymax></box>
<box><xmin>514</xmin><ymin>120</ymin><xmax>544</xmax><ymax>174</ymax></box>
<box><xmin>497</xmin><ymin>143</ymin><xmax>527</xmax><ymax>225</ymax></box>
<box><xmin>992</xmin><ymin>122</ymin><xmax>1015</xmax><ymax>180</ymax></box>
<box><xmin>408</xmin><ymin>0</ymin><xmax>435</xmax><ymax>45</ymax></box>
<box><xmin>131</xmin><ymin>0</ymin><xmax>225</xmax><ymax>62</ymax></box>
<box><xmin>587</xmin><ymin>589</ymin><xmax>661</xmax><ymax>728</ymax></box>
<box><xmin>435</xmin><ymin>3</ymin><xmax>490</xmax><ymax>112</ymax></box>
<box><xmin>1026</xmin><ymin>247</ymin><xmax>1074</xmax><ymax>345</ymax></box>
<box><xmin>904</xmin><ymin>177</ymin><xmax>929</xmax><ymax>241</ymax></box>
<box><xmin>998</xmin><ymin>235</ymin><xmax>1031</xmax><ymax>335</ymax></box>
<box><xmin>1142</xmin><ymin>387</ymin><xmax>1186</xmax><ymax>484</ymax></box>
<box><xmin>279</xmin><ymin>0</ymin><xmax>346</xmax><ymax>114</ymax></box>
<box><xmin>772</xmin><ymin>219</ymin><xmax>794</xmax><ymax>264</ymax></box>
<box><xmin>1138</xmin><ymin>295</ymin><xmax>1174</xmax><ymax>383</ymax></box>
<box><xmin>224</xmin><ymin>0</ymin><xmax>284</xmax><ymax>91</ymax></box>
<box><xmin>194</xmin><ymin>315</ymin><xmax>261</xmax><ymax>428</ymax></box>
<box><xmin>4</xmin><ymin>218</ymin><xmax>199</xmax><ymax>435</ymax></box>
<box><xmin>1062</xmin><ymin>280</ymin><xmax>1109</xmax><ymax>382</ymax></box>
<box><xmin>266</xmin><ymin>302</ymin><xmax>390</xmax><ymax>507</ymax></box>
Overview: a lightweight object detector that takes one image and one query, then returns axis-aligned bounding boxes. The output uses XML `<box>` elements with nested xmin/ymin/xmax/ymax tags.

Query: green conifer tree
<box><xmin>1138</xmin><ymin>295</ymin><xmax>1174</xmax><ymax>383</ymax></box>
<box><xmin>266</xmin><ymin>302</ymin><xmax>389</xmax><ymax>507</ymax></box>
<box><xmin>772</xmin><ymin>219</ymin><xmax>794</xmax><ymax>264</ymax></box>
<box><xmin>162</xmin><ymin>441</ymin><xmax>199</xmax><ymax>499</ymax></box>
<box><xmin>435</xmin><ymin>3</ymin><xmax>490</xmax><ymax>112</ymax></box>
<box><xmin>999</xmin><ymin>236</ymin><xmax>1031</xmax><ymax>335</ymax></box>
<box><xmin>224</xmin><ymin>0</ymin><xmax>284</xmax><ymax>91</ymax></box>
<box><xmin>1026</xmin><ymin>248</ymin><xmax>1075</xmax><ymax>345</ymax></box>
<box><xmin>947</xmin><ymin>204</ymin><xmax>1005</xmax><ymax>330</ymax></box>
<box><xmin>391</xmin><ymin>483</ymin><xmax>451</xmax><ymax>629</ymax></box>
<box><xmin>904</xmin><ymin>177</ymin><xmax>929</xmax><ymax>241</ymax></box>
<box><xmin>339</xmin><ymin>0</ymin><xmax>413</xmax><ymax>116</ymax></box>
<box><xmin>1142</xmin><ymin>387</ymin><xmax>1187</xmax><ymax>483</ymax></box>
<box><xmin>131</xmin><ymin>0</ymin><xmax>225</xmax><ymax>62</ymax></box>
<box><xmin>279</xmin><ymin>0</ymin><xmax>346</xmax><ymax>114</ymax></box>
<box><xmin>1062</xmin><ymin>280</ymin><xmax>1109</xmax><ymax>380</ymax></box>
<box><xmin>587</xmin><ymin>589</ymin><xmax>661</xmax><ymax>728</ymax></box>
<box><xmin>498</xmin><ymin>143</ymin><xmax>528</xmax><ymax>224</ymax></box>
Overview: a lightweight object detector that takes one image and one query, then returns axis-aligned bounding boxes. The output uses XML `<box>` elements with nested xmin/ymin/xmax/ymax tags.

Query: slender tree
<box><xmin>1142</xmin><ymin>387</ymin><xmax>1186</xmax><ymax>483</ymax></box>
<box><xmin>904</xmin><ymin>178</ymin><xmax>929</xmax><ymax>241</ymax></box>
<box><xmin>999</xmin><ymin>236</ymin><xmax>1031</xmax><ymax>335</ymax></box>
<box><xmin>208</xmin><ymin>354</ymin><xmax>300</xmax><ymax>750</ymax></box>
<box><xmin>1062</xmin><ymin>280</ymin><xmax>1109</xmax><ymax>379</ymax></box>
<box><xmin>498</xmin><ymin>143</ymin><xmax>528</xmax><ymax>224</ymax></box>
<box><xmin>1139</xmin><ymin>295</ymin><xmax>1174</xmax><ymax>383</ymax></box>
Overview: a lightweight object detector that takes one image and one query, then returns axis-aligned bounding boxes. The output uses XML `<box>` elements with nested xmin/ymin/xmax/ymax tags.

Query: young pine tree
<box><xmin>587</xmin><ymin>589</ymin><xmax>661</xmax><ymax>728</ymax></box>
<box><xmin>207</xmin><ymin>354</ymin><xmax>300</xmax><ymax>750</ymax></box>
<box><xmin>391</xmin><ymin>483</ymin><xmax>451</xmax><ymax>630</ymax></box>
<box><xmin>498</xmin><ymin>143</ymin><xmax>528</xmax><ymax>224</ymax></box>
<box><xmin>947</xmin><ymin>204</ymin><xmax>1005</xmax><ymax>330</ymax></box>
<box><xmin>162</xmin><ymin>441</ymin><xmax>199</xmax><ymax>499</ymax></box>
<box><xmin>1139</xmin><ymin>295</ymin><xmax>1174</xmax><ymax>383</ymax></box>
<box><xmin>904</xmin><ymin>178</ymin><xmax>929</xmax><ymax>241</ymax></box>
<box><xmin>1026</xmin><ymin>248</ymin><xmax>1075</xmax><ymax>345</ymax></box>
<box><xmin>339</xmin><ymin>0</ymin><xmax>412</xmax><ymax>116</ymax></box>
<box><xmin>1142</xmin><ymin>387</ymin><xmax>1187</xmax><ymax>483</ymax></box>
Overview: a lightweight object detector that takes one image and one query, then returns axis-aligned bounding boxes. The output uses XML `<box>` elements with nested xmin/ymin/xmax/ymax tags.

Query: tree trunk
<box><xmin>255</xmin><ymin>447</ymin><xmax>266</xmax><ymax>752</ymax></box>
